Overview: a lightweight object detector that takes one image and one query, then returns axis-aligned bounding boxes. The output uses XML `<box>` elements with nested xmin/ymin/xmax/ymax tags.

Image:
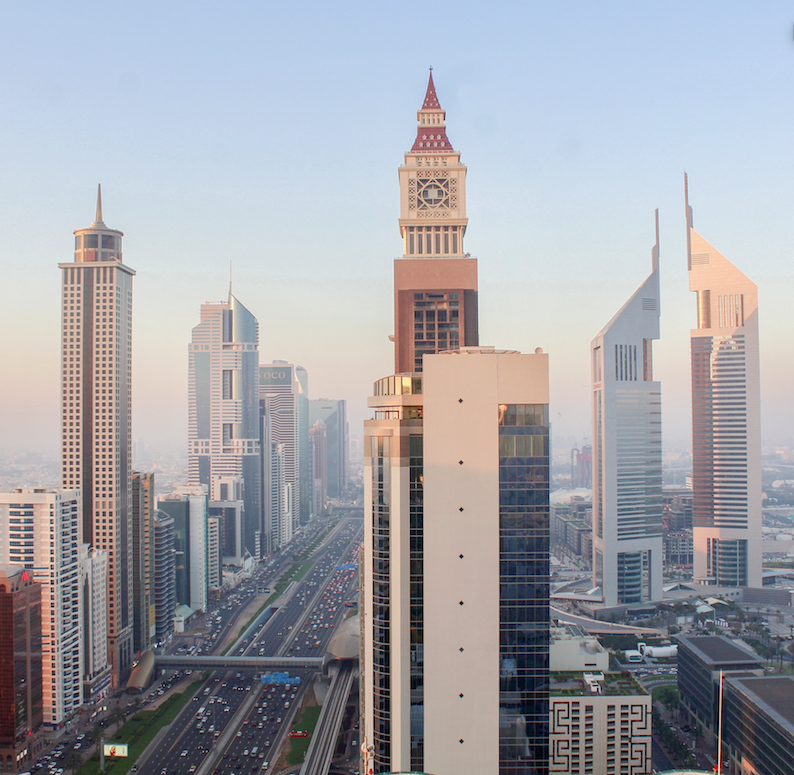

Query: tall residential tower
<box><xmin>686</xmin><ymin>177</ymin><xmax>761</xmax><ymax>587</ymax></box>
<box><xmin>60</xmin><ymin>187</ymin><xmax>134</xmax><ymax>685</ymax></box>
<box><xmin>591</xmin><ymin>213</ymin><xmax>663</xmax><ymax>606</ymax></box>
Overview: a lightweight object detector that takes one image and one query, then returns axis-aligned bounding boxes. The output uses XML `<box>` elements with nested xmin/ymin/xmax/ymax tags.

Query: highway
<box><xmin>138</xmin><ymin>517</ymin><xmax>361</xmax><ymax>775</ymax></box>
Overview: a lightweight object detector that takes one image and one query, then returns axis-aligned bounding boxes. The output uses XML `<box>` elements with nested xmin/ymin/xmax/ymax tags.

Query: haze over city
<box><xmin>2</xmin><ymin>1</ymin><xmax>793</xmax><ymax>458</ymax></box>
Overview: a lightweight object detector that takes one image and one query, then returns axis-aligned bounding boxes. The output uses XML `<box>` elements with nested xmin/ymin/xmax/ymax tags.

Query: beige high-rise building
<box><xmin>686</xmin><ymin>176</ymin><xmax>761</xmax><ymax>587</ymax></box>
<box><xmin>393</xmin><ymin>69</ymin><xmax>478</xmax><ymax>374</ymax></box>
<box><xmin>60</xmin><ymin>187</ymin><xmax>134</xmax><ymax>685</ymax></box>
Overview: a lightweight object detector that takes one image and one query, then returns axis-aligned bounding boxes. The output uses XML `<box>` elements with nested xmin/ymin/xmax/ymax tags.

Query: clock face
<box><xmin>417</xmin><ymin>177</ymin><xmax>450</xmax><ymax>209</ymax></box>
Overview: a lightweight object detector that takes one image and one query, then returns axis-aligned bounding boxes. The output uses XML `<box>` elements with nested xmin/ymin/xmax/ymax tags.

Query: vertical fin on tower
<box><xmin>684</xmin><ymin>172</ymin><xmax>693</xmax><ymax>270</ymax></box>
<box><xmin>651</xmin><ymin>208</ymin><xmax>660</xmax><ymax>273</ymax></box>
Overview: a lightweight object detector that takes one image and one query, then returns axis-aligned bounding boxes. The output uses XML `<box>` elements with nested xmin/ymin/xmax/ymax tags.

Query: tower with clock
<box><xmin>393</xmin><ymin>70</ymin><xmax>479</xmax><ymax>374</ymax></box>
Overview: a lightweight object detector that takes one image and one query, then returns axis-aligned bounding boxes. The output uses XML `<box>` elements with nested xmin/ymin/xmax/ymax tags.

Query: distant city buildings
<box><xmin>309</xmin><ymin>399</ymin><xmax>348</xmax><ymax>501</ymax></box>
<box><xmin>591</xmin><ymin>213</ymin><xmax>663</xmax><ymax>607</ymax></box>
<box><xmin>570</xmin><ymin>444</ymin><xmax>592</xmax><ymax>489</ymax></box>
<box><xmin>59</xmin><ymin>187</ymin><xmax>135</xmax><ymax>685</ymax></box>
<box><xmin>260</xmin><ymin>362</ymin><xmax>301</xmax><ymax>546</ymax></box>
<box><xmin>309</xmin><ymin>421</ymin><xmax>328</xmax><ymax>516</ymax></box>
<box><xmin>686</xmin><ymin>177</ymin><xmax>762</xmax><ymax>587</ymax></box>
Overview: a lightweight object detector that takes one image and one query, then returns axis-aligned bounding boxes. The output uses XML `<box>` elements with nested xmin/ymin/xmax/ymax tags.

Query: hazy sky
<box><xmin>1</xmin><ymin>1</ymin><xmax>793</xmax><ymax>456</ymax></box>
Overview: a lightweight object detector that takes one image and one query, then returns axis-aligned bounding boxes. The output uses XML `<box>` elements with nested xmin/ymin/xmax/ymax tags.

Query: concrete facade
<box><xmin>59</xmin><ymin>186</ymin><xmax>134</xmax><ymax>685</ymax></box>
<box><xmin>591</xmin><ymin>212</ymin><xmax>663</xmax><ymax>607</ymax></box>
<box><xmin>686</xmin><ymin>178</ymin><xmax>761</xmax><ymax>588</ymax></box>
<box><xmin>0</xmin><ymin>489</ymin><xmax>83</xmax><ymax>728</ymax></box>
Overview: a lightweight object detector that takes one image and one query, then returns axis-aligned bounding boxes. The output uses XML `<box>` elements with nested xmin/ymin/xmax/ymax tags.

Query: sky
<box><xmin>1</xmin><ymin>1</ymin><xmax>793</xmax><ymax>458</ymax></box>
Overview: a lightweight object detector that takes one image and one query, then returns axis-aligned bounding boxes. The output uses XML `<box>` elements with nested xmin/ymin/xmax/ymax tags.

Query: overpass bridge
<box><xmin>154</xmin><ymin>654</ymin><xmax>323</xmax><ymax>671</ymax></box>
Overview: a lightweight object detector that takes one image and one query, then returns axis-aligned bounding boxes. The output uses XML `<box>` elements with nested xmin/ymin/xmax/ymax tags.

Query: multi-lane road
<box><xmin>139</xmin><ymin>517</ymin><xmax>361</xmax><ymax>775</ymax></box>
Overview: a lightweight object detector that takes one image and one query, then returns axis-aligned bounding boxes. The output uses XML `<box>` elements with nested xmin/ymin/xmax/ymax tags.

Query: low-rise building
<box><xmin>550</xmin><ymin>671</ymin><xmax>652</xmax><ymax>775</ymax></box>
<box><xmin>550</xmin><ymin>624</ymin><xmax>610</xmax><ymax>672</ymax></box>
<box><xmin>677</xmin><ymin>635</ymin><xmax>765</xmax><ymax>745</ymax></box>
<box><xmin>723</xmin><ymin>674</ymin><xmax>794</xmax><ymax>775</ymax></box>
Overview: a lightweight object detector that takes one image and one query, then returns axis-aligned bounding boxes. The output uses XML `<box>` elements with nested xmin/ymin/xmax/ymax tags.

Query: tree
<box><xmin>63</xmin><ymin>749</ymin><xmax>83</xmax><ymax>775</ymax></box>
<box><xmin>110</xmin><ymin>705</ymin><xmax>127</xmax><ymax>736</ymax></box>
<box><xmin>86</xmin><ymin>725</ymin><xmax>103</xmax><ymax>748</ymax></box>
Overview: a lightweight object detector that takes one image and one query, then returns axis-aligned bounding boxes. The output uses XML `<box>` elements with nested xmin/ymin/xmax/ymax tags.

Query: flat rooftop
<box><xmin>550</xmin><ymin>672</ymin><xmax>647</xmax><ymax>697</ymax></box>
<box><xmin>678</xmin><ymin>635</ymin><xmax>765</xmax><ymax>666</ymax></box>
<box><xmin>728</xmin><ymin>676</ymin><xmax>794</xmax><ymax>732</ymax></box>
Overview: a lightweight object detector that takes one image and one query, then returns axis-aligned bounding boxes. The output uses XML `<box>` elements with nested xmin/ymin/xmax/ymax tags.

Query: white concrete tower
<box><xmin>60</xmin><ymin>186</ymin><xmax>134</xmax><ymax>686</ymax></box>
<box><xmin>591</xmin><ymin>212</ymin><xmax>663</xmax><ymax>607</ymax></box>
<box><xmin>686</xmin><ymin>176</ymin><xmax>761</xmax><ymax>587</ymax></box>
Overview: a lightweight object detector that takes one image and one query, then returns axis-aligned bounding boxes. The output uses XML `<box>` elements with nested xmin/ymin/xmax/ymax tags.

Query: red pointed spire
<box><xmin>422</xmin><ymin>68</ymin><xmax>441</xmax><ymax>110</ymax></box>
<box><xmin>411</xmin><ymin>68</ymin><xmax>454</xmax><ymax>153</ymax></box>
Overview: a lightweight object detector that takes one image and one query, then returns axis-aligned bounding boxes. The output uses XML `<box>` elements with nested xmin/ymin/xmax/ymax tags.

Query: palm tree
<box><xmin>110</xmin><ymin>705</ymin><xmax>127</xmax><ymax>736</ymax></box>
<box><xmin>86</xmin><ymin>725</ymin><xmax>103</xmax><ymax>749</ymax></box>
<box><xmin>63</xmin><ymin>749</ymin><xmax>83</xmax><ymax>775</ymax></box>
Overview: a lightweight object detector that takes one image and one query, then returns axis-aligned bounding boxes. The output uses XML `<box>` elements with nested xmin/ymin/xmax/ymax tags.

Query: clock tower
<box><xmin>394</xmin><ymin>70</ymin><xmax>479</xmax><ymax>373</ymax></box>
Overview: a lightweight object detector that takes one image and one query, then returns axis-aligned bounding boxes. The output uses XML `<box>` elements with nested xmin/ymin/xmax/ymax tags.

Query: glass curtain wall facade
<box><xmin>364</xmin><ymin>377</ymin><xmax>424</xmax><ymax>775</ymax></box>
<box><xmin>498</xmin><ymin>404</ymin><xmax>550</xmax><ymax>775</ymax></box>
<box><xmin>189</xmin><ymin>294</ymin><xmax>261</xmax><ymax>557</ymax></box>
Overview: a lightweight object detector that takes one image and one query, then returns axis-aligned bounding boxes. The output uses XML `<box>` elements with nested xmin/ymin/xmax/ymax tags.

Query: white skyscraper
<box><xmin>686</xmin><ymin>177</ymin><xmax>761</xmax><ymax>587</ymax></box>
<box><xmin>0</xmin><ymin>488</ymin><xmax>83</xmax><ymax>726</ymax></box>
<box><xmin>591</xmin><ymin>213</ymin><xmax>663</xmax><ymax>606</ymax></box>
<box><xmin>60</xmin><ymin>186</ymin><xmax>133</xmax><ymax>685</ymax></box>
<box><xmin>188</xmin><ymin>293</ymin><xmax>261</xmax><ymax>556</ymax></box>
<box><xmin>80</xmin><ymin>544</ymin><xmax>110</xmax><ymax>702</ymax></box>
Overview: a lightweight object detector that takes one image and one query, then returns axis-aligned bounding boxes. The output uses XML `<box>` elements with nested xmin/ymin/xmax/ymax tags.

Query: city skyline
<box><xmin>2</xmin><ymin>4</ymin><xmax>794</xmax><ymax>459</ymax></box>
